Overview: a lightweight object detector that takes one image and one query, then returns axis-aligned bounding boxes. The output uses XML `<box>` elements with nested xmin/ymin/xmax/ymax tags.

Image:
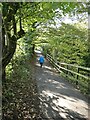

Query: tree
<box><xmin>2</xmin><ymin>2</ymin><xmax>88</xmax><ymax>80</ymax></box>
<box><xmin>2</xmin><ymin>2</ymin><xmax>25</xmax><ymax>80</ymax></box>
<box><xmin>36</xmin><ymin>16</ymin><xmax>88</xmax><ymax>66</ymax></box>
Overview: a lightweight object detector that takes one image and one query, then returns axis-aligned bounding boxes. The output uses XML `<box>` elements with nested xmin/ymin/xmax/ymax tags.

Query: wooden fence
<box><xmin>47</xmin><ymin>54</ymin><xmax>90</xmax><ymax>94</ymax></box>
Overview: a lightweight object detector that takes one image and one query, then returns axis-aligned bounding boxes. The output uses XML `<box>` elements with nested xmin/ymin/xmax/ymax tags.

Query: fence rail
<box><xmin>47</xmin><ymin>54</ymin><xmax>90</xmax><ymax>93</ymax></box>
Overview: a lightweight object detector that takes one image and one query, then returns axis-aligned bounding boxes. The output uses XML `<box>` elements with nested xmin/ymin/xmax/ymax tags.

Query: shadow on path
<box><xmin>35</xmin><ymin>51</ymin><xmax>89</xmax><ymax>120</ymax></box>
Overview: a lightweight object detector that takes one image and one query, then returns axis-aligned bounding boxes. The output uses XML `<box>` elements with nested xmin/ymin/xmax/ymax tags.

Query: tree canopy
<box><xmin>2</xmin><ymin>2</ymin><xmax>89</xmax><ymax>119</ymax></box>
<box><xmin>2</xmin><ymin>2</ymin><xmax>89</xmax><ymax>80</ymax></box>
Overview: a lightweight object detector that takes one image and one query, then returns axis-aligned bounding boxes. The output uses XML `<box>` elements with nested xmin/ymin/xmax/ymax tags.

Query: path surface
<box><xmin>35</xmin><ymin>50</ymin><xmax>89</xmax><ymax>120</ymax></box>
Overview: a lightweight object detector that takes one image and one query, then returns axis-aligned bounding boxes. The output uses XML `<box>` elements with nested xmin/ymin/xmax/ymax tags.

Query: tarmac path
<box><xmin>35</xmin><ymin>50</ymin><xmax>89</xmax><ymax>120</ymax></box>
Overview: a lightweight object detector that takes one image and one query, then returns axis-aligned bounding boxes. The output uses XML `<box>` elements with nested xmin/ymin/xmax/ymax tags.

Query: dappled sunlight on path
<box><xmin>35</xmin><ymin>52</ymin><xmax>89</xmax><ymax>120</ymax></box>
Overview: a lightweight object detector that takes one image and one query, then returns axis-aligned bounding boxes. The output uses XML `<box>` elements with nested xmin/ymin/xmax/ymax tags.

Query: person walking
<box><xmin>39</xmin><ymin>55</ymin><xmax>44</xmax><ymax>68</ymax></box>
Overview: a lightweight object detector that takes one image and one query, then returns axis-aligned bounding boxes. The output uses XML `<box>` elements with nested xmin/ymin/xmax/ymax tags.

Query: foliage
<box><xmin>3</xmin><ymin>2</ymin><xmax>89</xmax><ymax>119</ymax></box>
<box><xmin>3</xmin><ymin>54</ymin><xmax>41</xmax><ymax>119</ymax></box>
<box><xmin>3</xmin><ymin>36</ymin><xmax>41</xmax><ymax>119</ymax></box>
<box><xmin>39</xmin><ymin>22</ymin><xmax>88</xmax><ymax>67</ymax></box>
<box><xmin>2</xmin><ymin>2</ymin><xmax>25</xmax><ymax>80</ymax></box>
<box><xmin>2</xmin><ymin>2</ymin><xmax>88</xmax><ymax>78</ymax></box>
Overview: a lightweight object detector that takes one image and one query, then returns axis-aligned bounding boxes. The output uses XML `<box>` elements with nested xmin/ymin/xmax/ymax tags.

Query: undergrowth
<box><xmin>2</xmin><ymin>54</ymin><xmax>41</xmax><ymax>120</ymax></box>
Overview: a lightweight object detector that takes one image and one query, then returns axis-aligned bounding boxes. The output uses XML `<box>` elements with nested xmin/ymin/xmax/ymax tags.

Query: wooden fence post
<box><xmin>76</xmin><ymin>68</ymin><xmax>79</xmax><ymax>86</ymax></box>
<box><xmin>66</xmin><ymin>65</ymin><xmax>68</xmax><ymax>77</ymax></box>
<box><xmin>77</xmin><ymin>68</ymin><xmax>79</xmax><ymax>80</ymax></box>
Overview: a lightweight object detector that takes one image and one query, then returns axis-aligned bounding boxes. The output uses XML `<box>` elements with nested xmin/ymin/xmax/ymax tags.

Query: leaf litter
<box><xmin>2</xmin><ymin>55</ymin><xmax>42</xmax><ymax>120</ymax></box>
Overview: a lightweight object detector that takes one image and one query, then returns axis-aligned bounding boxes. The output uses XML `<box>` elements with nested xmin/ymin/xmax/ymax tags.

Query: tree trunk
<box><xmin>2</xmin><ymin>3</ymin><xmax>25</xmax><ymax>81</ymax></box>
<box><xmin>2</xmin><ymin>67</ymin><xmax>6</xmax><ymax>81</ymax></box>
<box><xmin>2</xmin><ymin>36</ymin><xmax>17</xmax><ymax>69</ymax></box>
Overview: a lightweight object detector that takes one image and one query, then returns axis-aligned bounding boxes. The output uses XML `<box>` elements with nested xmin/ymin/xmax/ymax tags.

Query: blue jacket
<box><xmin>39</xmin><ymin>56</ymin><xmax>44</xmax><ymax>63</ymax></box>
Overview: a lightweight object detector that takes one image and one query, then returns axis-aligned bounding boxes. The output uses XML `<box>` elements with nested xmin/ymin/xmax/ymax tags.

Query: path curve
<box><xmin>35</xmin><ymin>50</ymin><xmax>89</xmax><ymax>120</ymax></box>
